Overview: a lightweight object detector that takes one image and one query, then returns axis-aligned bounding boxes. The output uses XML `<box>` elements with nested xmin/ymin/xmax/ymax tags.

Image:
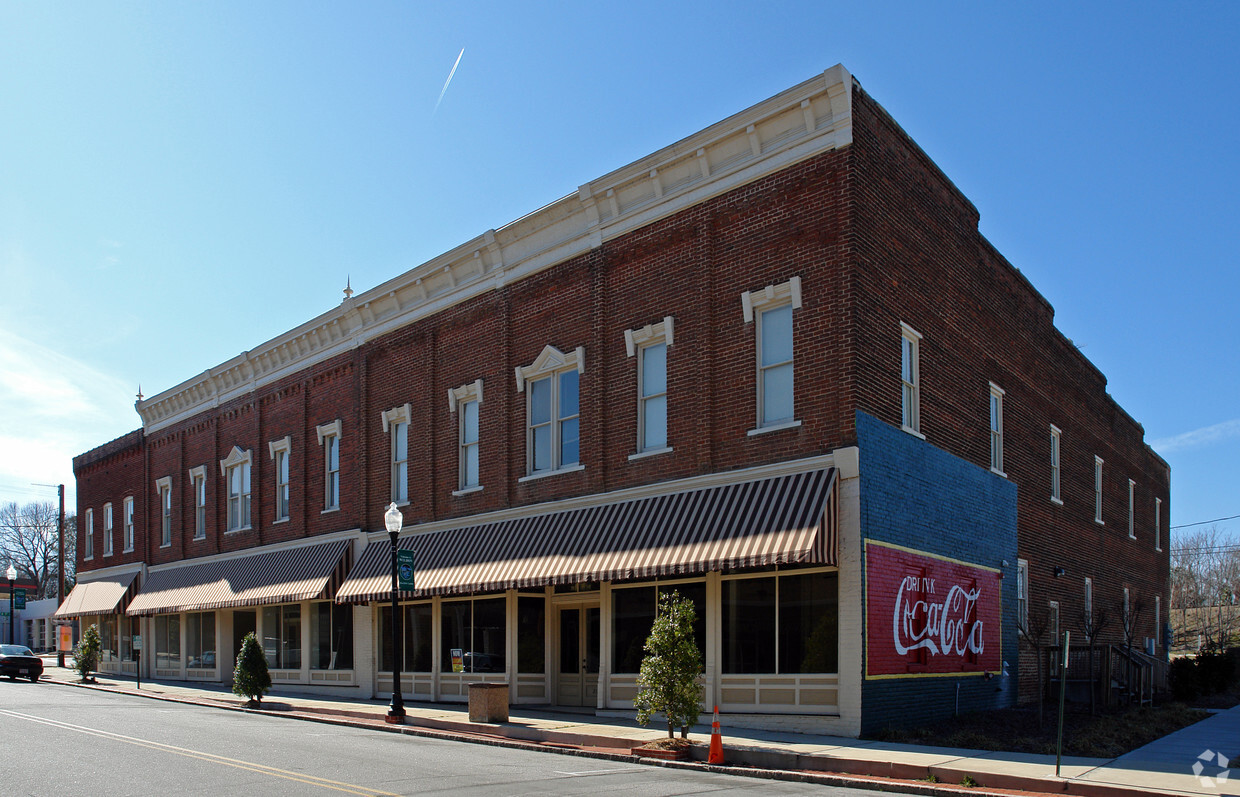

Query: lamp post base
<box><xmin>384</xmin><ymin>712</ymin><xmax>406</xmax><ymax>724</ymax></box>
<box><xmin>386</xmin><ymin>692</ymin><xmax>406</xmax><ymax>724</ymax></box>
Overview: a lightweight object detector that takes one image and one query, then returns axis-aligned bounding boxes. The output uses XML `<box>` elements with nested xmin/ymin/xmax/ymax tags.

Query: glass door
<box><xmin>556</xmin><ymin>604</ymin><xmax>600</xmax><ymax>707</ymax></box>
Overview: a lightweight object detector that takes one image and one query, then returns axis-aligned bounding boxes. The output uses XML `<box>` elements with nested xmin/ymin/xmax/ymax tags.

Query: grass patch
<box><xmin>870</xmin><ymin>702</ymin><xmax>1210</xmax><ymax>758</ymax></box>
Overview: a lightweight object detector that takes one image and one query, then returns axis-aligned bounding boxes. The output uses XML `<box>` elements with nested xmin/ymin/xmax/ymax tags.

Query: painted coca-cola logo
<box><xmin>867</xmin><ymin>541</ymin><xmax>1001</xmax><ymax>677</ymax></box>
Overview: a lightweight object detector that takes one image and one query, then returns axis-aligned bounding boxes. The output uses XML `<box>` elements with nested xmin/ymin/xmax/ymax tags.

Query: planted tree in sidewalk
<box><xmin>232</xmin><ymin>631</ymin><xmax>271</xmax><ymax>705</ymax></box>
<box><xmin>73</xmin><ymin>623</ymin><xmax>100</xmax><ymax>683</ymax></box>
<box><xmin>634</xmin><ymin>591</ymin><xmax>702</xmax><ymax>739</ymax></box>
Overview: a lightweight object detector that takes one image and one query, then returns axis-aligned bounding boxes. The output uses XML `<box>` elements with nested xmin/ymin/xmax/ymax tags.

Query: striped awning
<box><xmin>337</xmin><ymin>467</ymin><xmax>836</xmax><ymax>602</ymax></box>
<box><xmin>54</xmin><ymin>571</ymin><xmax>141</xmax><ymax>618</ymax></box>
<box><xmin>126</xmin><ymin>539</ymin><xmax>352</xmax><ymax>616</ymax></box>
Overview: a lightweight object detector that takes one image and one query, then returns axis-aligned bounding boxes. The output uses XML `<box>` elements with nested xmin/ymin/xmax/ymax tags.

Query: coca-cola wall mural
<box><xmin>865</xmin><ymin>540</ymin><xmax>1002</xmax><ymax>678</ymax></box>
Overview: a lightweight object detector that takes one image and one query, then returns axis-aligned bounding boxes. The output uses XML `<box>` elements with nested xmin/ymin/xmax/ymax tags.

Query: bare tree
<box><xmin>1171</xmin><ymin>527</ymin><xmax>1240</xmax><ymax>651</ymax></box>
<box><xmin>1080</xmin><ymin>605</ymin><xmax>1111</xmax><ymax>714</ymax></box>
<box><xmin>0</xmin><ymin>501</ymin><xmax>76</xmax><ymax>599</ymax></box>
<box><xmin>1018</xmin><ymin>604</ymin><xmax>1053</xmax><ymax>727</ymax></box>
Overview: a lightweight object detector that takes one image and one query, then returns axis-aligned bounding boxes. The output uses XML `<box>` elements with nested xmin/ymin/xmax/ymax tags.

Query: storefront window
<box><xmin>378</xmin><ymin>603</ymin><xmax>432</xmax><ymax>673</ymax></box>
<box><xmin>262</xmin><ymin>605</ymin><xmax>301</xmax><ymax>669</ymax></box>
<box><xmin>187</xmin><ymin>612</ymin><xmax>216</xmax><ymax>668</ymax></box>
<box><xmin>440</xmin><ymin>597</ymin><xmax>505</xmax><ymax>673</ymax></box>
<box><xmin>155</xmin><ymin>614</ymin><xmax>180</xmax><ymax>670</ymax></box>
<box><xmin>99</xmin><ymin>617</ymin><xmax>118</xmax><ymax>664</ymax></box>
<box><xmin>517</xmin><ymin>596</ymin><xmax>545</xmax><ymax>674</ymax></box>
<box><xmin>722</xmin><ymin>571</ymin><xmax>838</xmax><ymax>674</ymax></box>
<box><xmin>310</xmin><ymin>601</ymin><xmax>353</xmax><ymax>670</ymax></box>
<box><xmin>611</xmin><ymin>583</ymin><xmax>705</xmax><ymax>673</ymax></box>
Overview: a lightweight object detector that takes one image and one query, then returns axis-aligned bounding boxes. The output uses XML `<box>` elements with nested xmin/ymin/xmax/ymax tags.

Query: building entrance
<box><xmin>555</xmin><ymin>603</ymin><xmax>600</xmax><ymax>707</ymax></box>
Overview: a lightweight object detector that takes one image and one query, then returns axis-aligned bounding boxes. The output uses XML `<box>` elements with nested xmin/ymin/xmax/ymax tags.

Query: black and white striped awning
<box><xmin>126</xmin><ymin>539</ymin><xmax>352</xmax><ymax>616</ymax></box>
<box><xmin>337</xmin><ymin>468</ymin><xmax>836</xmax><ymax>602</ymax></box>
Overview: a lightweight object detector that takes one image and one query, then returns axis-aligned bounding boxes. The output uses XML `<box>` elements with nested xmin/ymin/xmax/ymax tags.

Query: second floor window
<box><xmin>160</xmin><ymin>483</ymin><xmax>172</xmax><ymax>546</ymax></box>
<box><xmin>1128</xmin><ymin>479</ymin><xmax>1136</xmax><ymax>539</ymax></box>
<box><xmin>1094</xmin><ymin>456</ymin><xmax>1104</xmax><ymax>524</ymax></box>
<box><xmin>84</xmin><ymin>508</ymin><xmax>94</xmax><ymax>559</ymax></box>
<box><xmin>326</xmin><ymin>435</ymin><xmax>340</xmax><ymax>510</ymax></box>
<box><xmin>391</xmin><ymin>421</ymin><xmax>409</xmax><ymax>503</ymax></box>
<box><xmin>103</xmin><ymin>503</ymin><xmax>113</xmax><ymax>556</ymax></box>
<box><xmin>901</xmin><ymin>323</ymin><xmax>921</xmax><ymax>433</ymax></box>
<box><xmin>274</xmin><ymin>448</ymin><xmax>290</xmax><ymax>522</ymax></box>
<box><xmin>226</xmin><ymin>462</ymin><xmax>251</xmax><ymax>531</ymax></box>
<box><xmin>528</xmin><ymin>369</ymin><xmax>579</xmax><ymax>473</ymax></box>
<box><xmin>192</xmin><ymin>469</ymin><xmax>206</xmax><ymax>539</ymax></box>
<box><xmin>123</xmin><ymin>497</ymin><xmax>134</xmax><ymax>552</ymax></box>
<box><xmin>757</xmin><ymin>304</ymin><xmax>794</xmax><ymax>427</ymax></box>
<box><xmin>460</xmin><ymin>399</ymin><xmax>480</xmax><ymax>490</ymax></box>
<box><xmin>638</xmin><ymin>342</ymin><xmax>668</xmax><ymax>452</ymax></box>
<box><xmin>989</xmin><ymin>383</ymin><xmax>1004</xmax><ymax>474</ymax></box>
<box><xmin>1050</xmin><ymin>425</ymin><xmax>1062</xmax><ymax>503</ymax></box>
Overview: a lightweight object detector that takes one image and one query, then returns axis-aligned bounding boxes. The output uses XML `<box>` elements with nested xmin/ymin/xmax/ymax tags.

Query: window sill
<box><xmin>901</xmin><ymin>426</ymin><xmax>926</xmax><ymax>440</ymax></box>
<box><xmin>628</xmin><ymin>446</ymin><xmax>674</xmax><ymax>461</ymax></box>
<box><xmin>193</xmin><ymin>535</ymin><xmax>206</xmax><ymax>542</ymax></box>
<box><xmin>519</xmin><ymin>463</ymin><xmax>585</xmax><ymax>484</ymax></box>
<box><xmin>84</xmin><ymin>556</ymin><xmax>94</xmax><ymax>562</ymax></box>
<box><xmin>452</xmin><ymin>486</ymin><xmax>484</xmax><ymax>497</ymax></box>
<box><xmin>1050</xmin><ymin>497</ymin><xmax>1064</xmax><ymax>506</ymax></box>
<box><xmin>160</xmin><ymin>543</ymin><xmax>171</xmax><ymax>549</ymax></box>
<box><xmin>321</xmin><ymin>507</ymin><xmax>340</xmax><ymax>515</ymax></box>
<box><xmin>273</xmin><ymin>518</ymin><xmax>290</xmax><ymax>525</ymax></box>
<box><xmin>225</xmin><ymin>526</ymin><xmax>253</xmax><ymax>535</ymax></box>
<box><xmin>1128</xmin><ymin>533</ymin><xmax>1137</xmax><ymax>540</ymax></box>
<box><xmin>747</xmin><ymin>420</ymin><xmax>802</xmax><ymax>437</ymax></box>
<box><xmin>990</xmin><ymin>468</ymin><xmax>1007</xmax><ymax>479</ymax></box>
<box><xmin>1095</xmin><ymin>519</ymin><xmax>1105</xmax><ymax>526</ymax></box>
<box><xmin>103</xmin><ymin>552</ymin><xmax>113</xmax><ymax>558</ymax></box>
<box><xmin>123</xmin><ymin>546</ymin><xmax>135</xmax><ymax>553</ymax></box>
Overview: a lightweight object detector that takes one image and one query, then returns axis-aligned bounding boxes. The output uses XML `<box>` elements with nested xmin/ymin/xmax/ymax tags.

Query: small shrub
<box><xmin>921</xmin><ymin>774</ymin><xmax>940</xmax><ymax>783</ymax></box>
<box><xmin>73</xmin><ymin>624</ymin><xmax>101</xmax><ymax>682</ymax></box>
<box><xmin>232</xmin><ymin>632</ymin><xmax>271</xmax><ymax>704</ymax></box>
<box><xmin>1169</xmin><ymin>657</ymin><xmax>1200</xmax><ymax>701</ymax></box>
<box><xmin>960</xmin><ymin>775</ymin><xmax>979</xmax><ymax>788</ymax></box>
<box><xmin>1197</xmin><ymin>649</ymin><xmax>1236</xmax><ymax>694</ymax></box>
<box><xmin>635</xmin><ymin>591</ymin><xmax>702</xmax><ymax>738</ymax></box>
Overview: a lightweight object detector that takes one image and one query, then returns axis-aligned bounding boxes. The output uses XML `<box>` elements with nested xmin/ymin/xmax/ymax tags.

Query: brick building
<box><xmin>58</xmin><ymin>65</ymin><xmax>1168</xmax><ymax>734</ymax></box>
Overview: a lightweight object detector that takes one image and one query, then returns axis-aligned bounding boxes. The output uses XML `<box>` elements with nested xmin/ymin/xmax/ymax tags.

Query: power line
<box><xmin>1171</xmin><ymin>514</ymin><xmax>1240</xmax><ymax>530</ymax></box>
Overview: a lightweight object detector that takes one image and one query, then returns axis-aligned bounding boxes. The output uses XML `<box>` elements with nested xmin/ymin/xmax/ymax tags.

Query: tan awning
<box><xmin>126</xmin><ymin>539</ymin><xmax>352</xmax><ymax>616</ymax></box>
<box><xmin>337</xmin><ymin>467</ymin><xmax>836</xmax><ymax>602</ymax></box>
<box><xmin>54</xmin><ymin>571</ymin><xmax>140</xmax><ymax>618</ymax></box>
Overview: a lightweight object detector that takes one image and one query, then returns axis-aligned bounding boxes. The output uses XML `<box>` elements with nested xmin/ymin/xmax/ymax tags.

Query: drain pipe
<box><xmin>955</xmin><ymin>681</ymin><xmax>961</xmax><ymax>716</ymax></box>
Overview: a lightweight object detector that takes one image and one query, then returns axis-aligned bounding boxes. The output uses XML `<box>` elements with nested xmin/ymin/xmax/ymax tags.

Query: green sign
<box><xmin>397</xmin><ymin>549</ymin><xmax>415</xmax><ymax>591</ymax></box>
<box><xmin>14</xmin><ymin>589</ymin><xmax>26</xmax><ymax>610</ymax></box>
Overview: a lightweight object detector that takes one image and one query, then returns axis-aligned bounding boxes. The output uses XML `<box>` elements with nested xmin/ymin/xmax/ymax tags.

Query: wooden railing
<box><xmin>1045</xmin><ymin>644</ymin><xmax>1163</xmax><ymax>707</ymax></box>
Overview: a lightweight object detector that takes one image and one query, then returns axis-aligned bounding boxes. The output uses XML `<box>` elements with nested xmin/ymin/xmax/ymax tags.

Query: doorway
<box><xmin>233</xmin><ymin>610</ymin><xmax>256</xmax><ymax>672</ymax></box>
<box><xmin>556</xmin><ymin>603</ymin><xmax>600</xmax><ymax>707</ymax></box>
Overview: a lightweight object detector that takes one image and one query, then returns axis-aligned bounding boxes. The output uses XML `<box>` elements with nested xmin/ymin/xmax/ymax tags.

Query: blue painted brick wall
<box><xmin>856</xmin><ymin>411</ymin><xmax>1019</xmax><ymax>733</ymax></box>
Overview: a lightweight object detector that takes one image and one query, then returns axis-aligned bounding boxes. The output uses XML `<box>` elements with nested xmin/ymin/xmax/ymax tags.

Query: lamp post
<box><xmin>384</xmin><ymin>502</ymin><xmax>406</xmax><ymax>724</ymax></box>
<box><xmin>6</xmin><ymin>565</ymin><xmax>16</xmax><ymax>645</ymax></box>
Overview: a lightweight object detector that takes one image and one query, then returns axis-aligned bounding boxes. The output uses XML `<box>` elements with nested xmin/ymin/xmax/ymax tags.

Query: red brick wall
<box><xmin>847</xmin><ymin>88</ymin><xmax>1170</xmax><ymax>698</ymax></box>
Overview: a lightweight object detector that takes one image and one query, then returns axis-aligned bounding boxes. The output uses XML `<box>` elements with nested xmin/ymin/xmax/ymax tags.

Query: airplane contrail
<box><xmin>434</xmin><ymin>48</ymin><xmax>465</xmax><ymax>114</ymax></box>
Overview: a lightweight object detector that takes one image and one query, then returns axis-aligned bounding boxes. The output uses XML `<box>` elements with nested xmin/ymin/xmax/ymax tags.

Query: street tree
<box><xmin>233</xmin><ymin>632</ymin><xmax>272</xmax><ymax>705</ymax></box>
<box><xmin>0</xmin><ymin>501</ymin><xmax>76</xmax><ymax>599</ymax></box>
<box><xmin>635</xmin><ymin>591</ymin><xmax>702</xmax><ymax>739</ymax></box>
<box><xmin>74</xmin><ymin>624</ymin><xmax>100</xmax><ymax>682</ymax></box>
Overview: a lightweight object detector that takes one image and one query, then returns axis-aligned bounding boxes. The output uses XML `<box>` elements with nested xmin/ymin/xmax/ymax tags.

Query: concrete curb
<box><xmin>39</xmin><ymin>676</ymin><xmax>1192</xmax><ymax>797</ymax></box>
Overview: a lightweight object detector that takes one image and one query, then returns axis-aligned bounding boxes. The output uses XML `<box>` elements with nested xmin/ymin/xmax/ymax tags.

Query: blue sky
<box><xmin>1</xmin><ymin>2</ymin><xmax>1236</xmax><ymax>543</ymax></box>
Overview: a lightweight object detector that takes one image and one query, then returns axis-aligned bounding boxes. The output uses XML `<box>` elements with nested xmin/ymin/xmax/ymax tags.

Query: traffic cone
<box><xmin>708</xmin><ymin>704</ymin><xmax>725</xmax><ymax>765</ymax></box>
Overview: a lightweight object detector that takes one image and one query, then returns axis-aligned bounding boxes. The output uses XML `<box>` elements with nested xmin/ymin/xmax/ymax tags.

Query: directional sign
<box><xmin>397</xmin><ymin>549</ymin><xmax>415</xmax><ymax>591</ymax></box>
<box><xmin>14</xmin><ymin>589</ymin><xmax>26</xmax><ymax>610</ymax></box>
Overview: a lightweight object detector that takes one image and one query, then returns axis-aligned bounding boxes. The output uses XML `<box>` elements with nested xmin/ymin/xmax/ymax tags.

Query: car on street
<box><xmin>0</xmin><ymin>644</ymin><xmax>44</xmax><ymax>682</ymax></box>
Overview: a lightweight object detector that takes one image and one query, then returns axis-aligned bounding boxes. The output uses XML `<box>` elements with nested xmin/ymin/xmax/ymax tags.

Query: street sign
<box><xmin>397</xmin><ymin>550</ymin><xmax>415</xmax><ymax>591</ymax></box>
<box><xmin>132</xmin><ymin>634</ymin><xmax>143</xmax><ymax>650</ymax></box>
<box><xmin>14</xmin><ymin>588</ymin><xmax>26</xmax><ymax>610</ymax></box>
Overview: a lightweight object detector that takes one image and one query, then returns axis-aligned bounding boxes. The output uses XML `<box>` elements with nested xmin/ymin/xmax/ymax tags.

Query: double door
<box><xmin>555</xmin><ymin>604</ymin><xmax>599</xmax><ymax>707</ymax></box>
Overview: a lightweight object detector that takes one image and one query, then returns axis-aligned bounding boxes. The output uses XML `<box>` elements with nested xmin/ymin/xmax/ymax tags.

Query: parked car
<box><xmin>0</xmin><ymin>645</ymin><xmax>43</xmax><ymax>682</ymax></box>
<box><xmin>188</xmin><ymin>651</ymin><xmax>216</xmax><ymax>669</ymax></box>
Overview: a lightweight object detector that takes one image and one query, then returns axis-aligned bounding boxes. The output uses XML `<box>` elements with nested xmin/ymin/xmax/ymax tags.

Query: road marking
<box><xmin>0</xmin><ymin>709</ymin><xmax>400</xmax><ymax>796</ymax></box>
<box><xmin>552</xmin><ymin>768</ymin><xmax>644</xmax><ymax>776</ymax></box>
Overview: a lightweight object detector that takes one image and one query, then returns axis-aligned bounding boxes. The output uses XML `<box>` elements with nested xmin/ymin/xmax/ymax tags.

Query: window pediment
<box><xmin>219</xmin><ymin>446</ymin><xmax>252</xmax><ymax>475</ymax></box>
<box><xmin>742</xmin><ymin>276</ymin><xmax>802</xmax><ymax>323</ymax></box>
<box><xmin>316</xmin><ymin>419</ymin><xmax>342</xmax><ymax>445</ymax></box>
<box><xmin>448</xmin><ymin>378</ymin><xmax>484</xmax><ymax>413</ymax></box>
<box><xmin>624</xmin><ymin>316</ymin><xmax>674</xmax><ymax>357</ymax></box>
<box><xmin>268</xmin><ymin>435</ymin><xmax>292</xmax><ymax>460</ymax></box>
<box><xmin>381</xmin><ymin>404</ymin><xmax>411</xmax><ymax>433</ymax></box>
<box><xmin>515</xmin><ymin>345</ymin><xmax>585</xmax><ymax>393</ymax></box>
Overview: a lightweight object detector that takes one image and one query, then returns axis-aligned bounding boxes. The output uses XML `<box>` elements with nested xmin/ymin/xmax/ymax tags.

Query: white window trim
<box><xmin>1128</xmin><ymin>479</ymin><xmax>1136</xmax><ymax>539</ymax></box>
<box><xmin>122</xmin><ymin>496</ymin><xmax>135</xmax><ymax>553</ymax></box>
<box><xmin>1155</xmin><ymin>497</ymin><xmax>1163</xmax><ymax>552</ymax></box>
<box><xmin>84</xmin><ymin>508</ymin><xmax>94</xmax><ymax>560</ymax></box>
<box><xmin>269</xmin><ymin>436</ymin><xmax>292</xmax><ymax>523</ymax></box>
<box><xmin>188</xmin><ymin>465</ymin><xmax>207</xmax><ymax>540</ymax></box>
<box><xmin>382</xmin><ymin>405</ymin><xmax>411</xmax><ymax>505</ymax></box>
<box><xmin>155</xmin><ymin>476</ymin><xmax>173</xmax><ymax>548</ymax></box>
<box><xmin>103</xmin><ymin>502</ymin><xmax>113</xmax><ymax>557</ymax></box>
<box><xmin>626</xmin><ymin>318</ymin><xmax>674</xmax><ymax>456</ymax></box>
<box><xmin>1084</xmin><ymin>577</ymin><xmax>1093</xmax><ymax>623</ymax></box>
<box><xmin>741</xmin><ymin>276</ymin><xmax>801</xmax><ymax>324</ymax></box>
<box><xmin>1155</xmin><ymin>595</ymin><xmax>1162</xmax><ymax>646</ymax></box>
<box><xmin>1050</xmin><ymin>424</ymin><xmax>1063</xmax><ymax>505</ymax></box>
<box><xmin>219</xmin><ymin>446</ymin><xmax>253</xmax><ymax>533</ymax></box>
<box><xmin>1048</xmin><ymin>600</ymin><xmax>1061</xmax><ymax>643</ymax></box>
<box><xmin>516</xmin><ymin>345</ymin><xmax>585</xmax><ymax>477</ymax></box>
<box><xmin>449</xmin><ymin>379</ymin><xmax>484</xmax><ymax>493</ymax></box>
<box><xmin>1094</xmin><ymin>455</ymin><xmax>1105</xmax><ymax>525</ymax></box>
<box><xmin>989</xmin><ymin>382</ymin><xmax>1005</xmax><ymax>477</ymax></box>
<box><xmin>752</xmin><ymin>301</ymin><xmax>798</xmax><ymax>432</ymax></box>
<box><xmin>900</xmin><ymin>322</ymin><xmax>922</xmax><ymax>437</ymax></box>
<box><xmin>316</xmin><ymin>420</ymin><xmax>343</xmax><ymax>512</ymax></box>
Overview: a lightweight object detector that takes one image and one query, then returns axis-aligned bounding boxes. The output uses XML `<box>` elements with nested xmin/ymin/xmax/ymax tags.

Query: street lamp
<box><xmin>384</xmin><ymin>502</ymin><xmax>406</xmax><ymax>724</ymax></box>
<box><xmin>5</xmin><ymin>565</ymin><xmax>16</xmax><ymax>645</ymax></box>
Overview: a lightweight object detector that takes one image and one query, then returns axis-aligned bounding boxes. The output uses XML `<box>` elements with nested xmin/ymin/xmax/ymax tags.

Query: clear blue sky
<box><xmin>1</xmin><ymin>2</ymin><xmax>1236</xmax><ymax>544</ymax></box>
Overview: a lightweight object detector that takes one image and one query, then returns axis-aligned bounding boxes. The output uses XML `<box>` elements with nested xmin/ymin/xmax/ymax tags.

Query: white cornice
<box><xmin>137</xmin><ymin>65</ymin><xmax>854</xmax><ymax>433</ymax></box>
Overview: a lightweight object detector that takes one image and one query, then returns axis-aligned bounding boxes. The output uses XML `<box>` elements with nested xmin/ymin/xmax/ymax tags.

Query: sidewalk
<box><xmin>36</xmin><ymin>657</ymin><xmax>1235</xmax><ymax>797</ymax></box>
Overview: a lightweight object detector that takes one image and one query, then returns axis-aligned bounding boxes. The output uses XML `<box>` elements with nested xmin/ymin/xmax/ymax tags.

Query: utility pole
<box><xmin>57</xmin><ymin>483</ymin><xmax>65</xmax><ymax>668</ymax></box>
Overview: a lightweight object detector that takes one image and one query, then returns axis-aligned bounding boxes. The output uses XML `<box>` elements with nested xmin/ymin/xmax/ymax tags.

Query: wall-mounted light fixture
<box><xmin>1052</xmin><ymin>566</ymin><xmax>1066</xmax><ymax>578</ymax></box>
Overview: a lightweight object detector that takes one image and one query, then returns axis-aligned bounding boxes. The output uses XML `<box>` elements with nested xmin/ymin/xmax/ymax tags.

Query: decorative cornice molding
<box><xmin>136</xmin><ymin>65</ymin><xmax>855</xmax><ymax>433</ymax></box>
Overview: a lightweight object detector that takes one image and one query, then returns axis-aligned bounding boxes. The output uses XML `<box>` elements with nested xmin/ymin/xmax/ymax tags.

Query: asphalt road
<box><xmin>0</xmin><ymin>680</ymin><xmax>881</xmax><ymax>796</ymax></box>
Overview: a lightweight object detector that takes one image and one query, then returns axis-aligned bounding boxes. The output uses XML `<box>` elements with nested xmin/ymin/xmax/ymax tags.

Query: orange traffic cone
<box><xmin>708</xmin><ymin>704</ymin><xmax>725</xmax><ymax>764</ymax></box>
